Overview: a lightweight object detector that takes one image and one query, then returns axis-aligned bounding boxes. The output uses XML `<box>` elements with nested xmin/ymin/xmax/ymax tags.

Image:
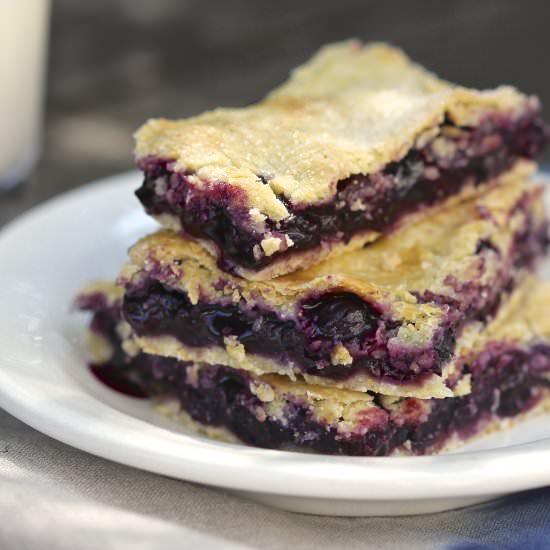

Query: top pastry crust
<box><xmin>135</xmin><ymin>41</ymin><xmax>535</xmax><ymax>220</ymax></box>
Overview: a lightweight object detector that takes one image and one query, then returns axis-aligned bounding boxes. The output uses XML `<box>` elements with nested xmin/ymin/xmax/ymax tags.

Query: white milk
<box><xmin>0</xmin><ymin>0</ymin><xmax>49</xmax><ymax>188</ymax></box>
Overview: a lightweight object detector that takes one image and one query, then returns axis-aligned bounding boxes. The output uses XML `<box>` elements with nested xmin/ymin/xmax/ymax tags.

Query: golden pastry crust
<box><xmin>135</xmin><ymin>41</ymin><xmax>534</xmax><ymax>220</ymax></box>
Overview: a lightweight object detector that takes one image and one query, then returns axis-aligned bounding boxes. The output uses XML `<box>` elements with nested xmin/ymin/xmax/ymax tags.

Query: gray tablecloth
<box><xmin>2</xmin><ymin>408</ymin><xmax>549</xmax><ymax>550</ymax></box>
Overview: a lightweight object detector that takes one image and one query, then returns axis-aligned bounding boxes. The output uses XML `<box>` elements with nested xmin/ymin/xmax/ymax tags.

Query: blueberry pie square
<box><xmin>135</xmin><ymin>41</ymin><xmax>548</xmax><ymax>280</ymax></box>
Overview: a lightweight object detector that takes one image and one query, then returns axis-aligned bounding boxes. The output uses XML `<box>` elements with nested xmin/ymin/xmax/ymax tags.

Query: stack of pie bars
<box><xmin>78</xmin><ymin>41</ymin><xmax>550</xmax><ymax>456</ymax></box>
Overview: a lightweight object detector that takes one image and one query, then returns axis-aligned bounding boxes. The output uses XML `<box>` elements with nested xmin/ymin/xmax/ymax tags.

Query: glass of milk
<box><xmin>0</xmin><ymin>0</ymin><xmax>50</xmax><ymax>189</ymax></box>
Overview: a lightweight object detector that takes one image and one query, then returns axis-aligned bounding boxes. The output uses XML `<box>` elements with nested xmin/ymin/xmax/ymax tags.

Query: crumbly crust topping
<box><xmin>330</xmin><ymin>344</ymin><xmax>353</xmax><ymax>366</ymax></box>
<box><xmin>135</xmin><ymin>41</ymin><xmax>534</xmax><ymax>219</ymax></box>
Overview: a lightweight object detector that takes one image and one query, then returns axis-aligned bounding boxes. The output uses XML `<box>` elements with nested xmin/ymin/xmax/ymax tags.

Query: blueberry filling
<box><xmin>136</xmin><ymin>111</ymin><xmax>548</xmax><ymax>272</ymax></box>
<box><xmin>122</xmin><ymin>288</ymin><xmax>462</xmax><ymax>385</ymax></box>
<box><xmin>75</xmin><ymin>293</ymin><xmax>151</xmax><ymax>398</ymax></box>
<box><xmin>85</xmin><ymin>325</ymin><xmax>550</xmax><ymax>456</ymax></box>
<box><xmin>301</xmin><ymin>293</ymin><xmax>379</xmax><ymax>341</ymax></box>
<box><xmin>122</xmin><ymin>282</ymin><xmax>451</xmax><ymax>384</ymax></box>
<box><xmin>121</xmin><ymin>217</ymin><xmax>547</xmax><ymax>385</ymax></box>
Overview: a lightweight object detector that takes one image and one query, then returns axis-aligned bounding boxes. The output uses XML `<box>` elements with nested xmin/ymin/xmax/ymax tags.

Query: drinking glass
<box><xmin>0</xmin><ymin>0</ymin><xmax>50</xmax><ymax>189</ymax></box>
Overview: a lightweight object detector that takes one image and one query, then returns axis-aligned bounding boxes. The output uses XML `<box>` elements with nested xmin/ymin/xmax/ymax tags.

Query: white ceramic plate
<box><xmin>2</xmin><ymin>171</ymin><xmax>550</xmax><ymax>517</ymax></box>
